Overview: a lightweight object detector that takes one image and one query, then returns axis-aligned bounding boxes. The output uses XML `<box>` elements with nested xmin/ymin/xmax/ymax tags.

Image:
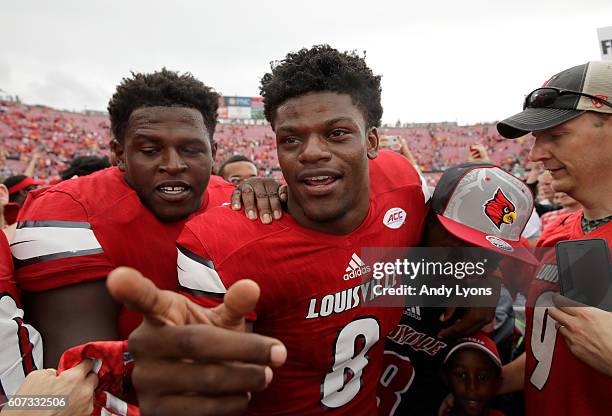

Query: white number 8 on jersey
<box><xmin>321</xmin><ymin>317</ymin><xmax>380</xmax><ymax>408</ymax></box>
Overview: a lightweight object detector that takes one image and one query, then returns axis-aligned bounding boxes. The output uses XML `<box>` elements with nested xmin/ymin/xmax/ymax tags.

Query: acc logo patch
<box><xmin>383</xmin><ymin>207</ymin><xmax>406</xmax><ymax>229</ymax></box>
<box><xmin>485</xmin><ymin>235</ymin><xmax>514</xmax><ymax>252</ymax></box>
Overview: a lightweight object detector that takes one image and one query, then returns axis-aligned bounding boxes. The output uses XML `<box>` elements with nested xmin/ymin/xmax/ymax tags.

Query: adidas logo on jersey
<box><xmin>343</xmin><ymin>253</ymin><xmax>372</xmax><ymax>281</ymax></box>
<box><xmin>403</xmin><ymin>306</ymin><xmax>422</xmax><ymax>321</ymax></box>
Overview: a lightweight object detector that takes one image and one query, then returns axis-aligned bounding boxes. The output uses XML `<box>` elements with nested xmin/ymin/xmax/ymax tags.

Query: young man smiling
<box><xmin>174</xmin><ymin>45</ymin><xmax>430</xmax><ymax>414</ymax></box>
<box><xmin>10</xmin><ymin>69</ymin><xmax>235</xmax><ymax>366</ymax></box>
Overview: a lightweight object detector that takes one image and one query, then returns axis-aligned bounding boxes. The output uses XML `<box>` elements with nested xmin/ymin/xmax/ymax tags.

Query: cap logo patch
<box><xmin>383</xmin><ymin>207</ymin><xmax>406</xmax><ymax>229</ymax></box>
<box><xmin>483</xmin><ymin>188</ymin><xmax>517</xmax><ymax>230</ymax></box>
<box><xmin>593</xmin><ymin>94</ymin><xmax>609</xmax><ymax>109</ymax></box>
<box><xmin>485</xmin><ymin>235</ymin><xmax>514</xmax><ymax>252</ymax></box>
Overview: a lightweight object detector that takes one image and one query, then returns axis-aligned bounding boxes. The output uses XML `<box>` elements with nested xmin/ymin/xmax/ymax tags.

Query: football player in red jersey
<box><xmin>1</xmin><ymin>229</ymin><xmax>98</xmax><ymax>416</ymax></box>
<box><xmin>171</xmin><ymin>45</ymin><xmax>429</xmax><ymax>415</ymax></box>
<box><xmin>10</xmin><ymin>69</ymin><xmax>279</xmax><ymax>368</ymax></box>
<box><xmin>495</xmin><ymin>61</ymin><xmax>612</xmax><ymax>415</ymax></box>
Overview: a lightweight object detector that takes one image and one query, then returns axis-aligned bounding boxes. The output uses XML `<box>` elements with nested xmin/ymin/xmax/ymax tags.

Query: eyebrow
<box><xmin>132</xmin><ymin>134</ymin><xmax>206</xmax><ymax>146</ymax></box>
<box><xmin>276</xmin><ymin>116</ymin><xmax>358</xmax><ymax>133</ymax></box>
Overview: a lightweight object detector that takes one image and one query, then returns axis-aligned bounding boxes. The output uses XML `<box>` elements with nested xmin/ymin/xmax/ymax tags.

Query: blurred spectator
<box><xmin>3</xmin><ymin>175</ymin><xmax>45</xmax><ymax>206</ymax></box>
<box><xmin>217</xmin><ymin>155</ymin><xmax>258</xmax><ymax>186</ymax></box>
<box><xmin>59</xmin><ymin>155</ymin><xmax>111</xmax><ymax>180</ymax></box>
<box><xmin>540</xmin><ymin>192</ymin><xmax>582</xmax><ymax>233</ymax></box>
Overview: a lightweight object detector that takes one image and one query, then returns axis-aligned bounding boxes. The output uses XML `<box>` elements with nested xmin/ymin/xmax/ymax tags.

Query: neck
<box><xmin>576</xmin><ymin>191</ymin><xmax>612</xmax><ymax>220</ymax></box>
<box><xmin>286</xmin><ymin>191</ymin><xmax>370</xmax><ymax>236</ymax></box>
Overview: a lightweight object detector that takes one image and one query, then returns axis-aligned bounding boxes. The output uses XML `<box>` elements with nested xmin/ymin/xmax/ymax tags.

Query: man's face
<box><xmin>529</xmin><ymin>113</ymin><xmax>612</xmax><ymax>201</ymax></box>
<box><xmin>536</xmin><ymin>172</ymin><xmax>554</xmax><ymax>201</ymax></box>
<box><xmin>273</xmin><ymin>92</ymin><xmax>378</xmax><ymax>233</ymax></box>
<box><xmin>553</xmin><ymin>191</ymin><xmax>578</xmax><ymax>209</ymax></box>
<box><xmin>222</xmin><ymin>161</ymin><xmax>258</xmax><ymax>186</ymax></box>
<box><xmin>114</xmin><ymin>106</ymin><xmax>213</xmax><ymax>222</ymax></box>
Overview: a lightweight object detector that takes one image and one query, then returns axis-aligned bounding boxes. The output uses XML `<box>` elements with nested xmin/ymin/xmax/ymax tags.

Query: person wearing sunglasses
<box><xmin>495</xmin><ymin>61</ymin><xmax>612</xmax><ymax>415</ymax></box>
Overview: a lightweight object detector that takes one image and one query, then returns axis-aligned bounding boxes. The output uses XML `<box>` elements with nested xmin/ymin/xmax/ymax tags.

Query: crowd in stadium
<box><xmin>1</xmin><ymin>45</ymin><xmax>611</xmax><ymax>416</ymax></box>
<box><xmin>0</xmin><ymin>100</ymin><xmax>532</xmax><ymax>185</ymax></box>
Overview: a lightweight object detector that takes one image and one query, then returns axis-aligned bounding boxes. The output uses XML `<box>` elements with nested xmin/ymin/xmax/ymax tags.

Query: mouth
<box><xmin>461</xmin><ymin>398</ymin><xmax>485</xmax><ymax>412</ymax></box>
<box><xmin>299</xmin><ymin>171</ymin><xmax>342</xmax><ymax>196</ymax></box>
<box><xmin>155</xmin><ymin>181</ymin><xmax>193</xmax><ymax>202</ymax></box>
<box><xmin>547</xmin><ymin>167</ymin><xmax>565</xmax><ymax>176</ymax></box>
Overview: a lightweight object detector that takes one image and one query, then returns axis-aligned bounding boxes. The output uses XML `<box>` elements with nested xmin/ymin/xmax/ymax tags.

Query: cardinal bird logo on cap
<box><xmin>484</xmin><ymin>188</ymin><xmax>517</xmax><ymax>229</ymax></box>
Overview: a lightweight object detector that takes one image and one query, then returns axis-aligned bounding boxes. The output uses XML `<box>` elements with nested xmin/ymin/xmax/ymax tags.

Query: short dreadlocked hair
<box><xmin>260</xmin><ymin>45</ymin><xmax>383</xmax><ymax>128</ymax></box>
<box><xmin>108</xmin><ymin>68</ymin><xmax>219</xmax><ymax>143</ymax></box>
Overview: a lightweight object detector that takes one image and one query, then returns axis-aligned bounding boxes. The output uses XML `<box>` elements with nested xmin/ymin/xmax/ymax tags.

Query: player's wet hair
<box><xmin>108</xmin><ymin>68</ymin><xmax>219</xmax><ymax>143</ymax></box>
<box><xmin>260</xmin><ymin>45</ymin><xmax>383</xmax><ymax>128</ymax></box>
<box><xmin>218</xmin><ymin>155</ymin><xmax>256</xmax><ymax>177</ymax></box>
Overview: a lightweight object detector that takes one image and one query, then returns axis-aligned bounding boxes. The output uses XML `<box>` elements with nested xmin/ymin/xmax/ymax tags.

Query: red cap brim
<box><xmin>437</xmin><ymin>214</ymin><xmax>539</xmax><ymax>265</ymax></box>
<box><xmin>7</xmin><ymin>178</ymin><xmax>46</xmax><ymax>195</ymax></box>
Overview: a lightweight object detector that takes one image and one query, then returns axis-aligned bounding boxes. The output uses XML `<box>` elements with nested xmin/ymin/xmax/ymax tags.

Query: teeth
<box><xmin>307</xmin><ymin>176</ymin><xmax>332</xmax><ymax>181</ymax></box>
<box><xmin>159</xmin><ymin>186</ymin><xmax>186</xmax><ymax>194</ymax></box>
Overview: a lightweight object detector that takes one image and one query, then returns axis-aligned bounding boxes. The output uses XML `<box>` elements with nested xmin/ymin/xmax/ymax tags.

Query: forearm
<box><xmin>499</xmin><ymin>352</ymin><xmax>525</xmax><ymax>394</ymax></box>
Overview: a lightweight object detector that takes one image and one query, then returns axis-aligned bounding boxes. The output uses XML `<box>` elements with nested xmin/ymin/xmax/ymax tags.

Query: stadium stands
<box><xmin>0</xmin><ymin>99</ymin><xmax>533</xmax><ymax>185</ymax></box>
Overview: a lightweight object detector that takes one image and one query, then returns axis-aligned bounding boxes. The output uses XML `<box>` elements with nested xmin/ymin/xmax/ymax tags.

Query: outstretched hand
<box><xmin>107</xmin><ymin>267</ymin><xmax>287</xmax><ymax>416</ymax></box>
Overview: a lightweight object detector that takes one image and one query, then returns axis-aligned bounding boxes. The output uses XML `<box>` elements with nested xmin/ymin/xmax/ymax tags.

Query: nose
<box><xmin>298</xmin><ymin>135</ymin><xmax>332</xmax><ymax>164</ymax></box>
<box><xmin>528</xmin><ymin>135</ymin><xmax>551</xmax><ymax>163</ymax></box>
<box><xmin>466</xmin><ymin>375</ymin><xmax>478</xmax><ymax>392</ymax></box>
<box><xmin>160</xmin><ymin>148</ymin><xmax>187</xmax><ymax>174</ymax></box>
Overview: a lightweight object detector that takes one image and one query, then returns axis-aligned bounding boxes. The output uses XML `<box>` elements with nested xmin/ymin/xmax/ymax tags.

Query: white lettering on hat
<box><xmin>485</xmin><ymin>235</ymin><xmax>514</xmax><ymax>252</ymax></box>
<box><xmin>383</xmin><ymin>208</ymin><xmax>406</xmax><ymax>229</ymax></box>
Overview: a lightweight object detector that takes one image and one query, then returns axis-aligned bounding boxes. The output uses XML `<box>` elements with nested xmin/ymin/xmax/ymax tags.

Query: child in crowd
<box><xmin>443</xmin><ymin>332</ymin><xmax>505</xmax><ymax>416</ymax></box>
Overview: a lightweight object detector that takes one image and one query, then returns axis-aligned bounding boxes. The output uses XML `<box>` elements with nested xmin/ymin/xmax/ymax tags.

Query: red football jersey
<box><xmin>11</xmin><ymin>167</ymin><xmax>233</xmax><ymax>338</ymax></box>
<box><xmin>177</xmin><ymin>151</ymin><xmax>430</xmax><ymax>415</ymax></box>
<box><xmin>525</xmin><ymin>211</ymin><xmax>612</xmax><ymax>415</ymax></box>
<box><xmin>0</xmin><ymin>231</ymin><xmax>42</xmax><ymax>401</ymax></box>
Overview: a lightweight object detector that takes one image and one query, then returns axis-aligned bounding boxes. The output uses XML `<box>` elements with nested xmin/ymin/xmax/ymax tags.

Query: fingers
<box><xmin>252</xmin><ymin>182</ymin><xmax>274</xmax><ymax>224</ymax></box>
<box><xmin>107</xmin><ymin>267</ymin><xmax>200</xmax><ymax>326</ymax></box>
<box><xmin>437</xmin><ymin>393</ymin><xmax>455</xmax><ymax>416</ymax></box>
<box><xmin>232</xmin><ymin>179</ymin><xmax>285</xmax><ymax>222</ymax></box>
<box><xmin>557</xmin><ymin>325</ymin><xmax>572</xmax><ymax>343</ymax></box>
<box><xmin>83</xmin><ymin>371</ymin><xmax>99</xmax><ymax>391</ymax></box>
<box><xmin>210</xmin><ymin>279</ymin><xmax>260</xmax><ymax>330</ymax></box>
<box><xmin>552</xmin><ymin>293</ymin><xmax>586</xmax><ymax>311</ymax></box>
<box><xmin>129</xmin><ymin>323</ymin><xmax>287</xmax><ymax>366</ymax></box>
<box><xmin>547</xmin><ymin>306</ymin><xmax>573</xmax><ymax>329</ymax></box>
<box><xmin>237</xmin><ymin>182</ymin><xmax>258</xmax><ymax>220</ymax></box>
<box><xmin>139</xmin><ymin>394</ymin><xmax>249</xmax><ymax>416</ymax></box>
<box><xmin>265</xmin><ymin>180</ymin><xmax>284</xmax><ymax>221</ymax></box>
<box><xmin>231</xmin><ymin>188</ymin><xmax>243</xmax><ymax>211</ymax></box>
<box><xmin>132</xmin><ymin>360</ymin><xmax>272</xmax><ymax>395</ymax></box>
<box><xmin>60</xmin><ymin>359</ymin><xmax>94</xmax><ymax>378</ymax></box>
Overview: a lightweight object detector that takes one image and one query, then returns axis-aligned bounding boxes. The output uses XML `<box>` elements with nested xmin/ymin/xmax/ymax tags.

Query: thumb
<box><xmin>209</xmin><ymin>279</ymin><xmax>260</xmax><ymax>330</ymax></box>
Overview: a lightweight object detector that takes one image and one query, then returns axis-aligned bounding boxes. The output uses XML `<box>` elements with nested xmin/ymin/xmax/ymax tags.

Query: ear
<box><xmin>110</xmin><ymin>139</ymin><xmax>125</xmax><ymax>171</ymax></box>
<box><xmin>366</xmin><ymin>127</ymin><xmax>379</xmax><ymax>160</ymax></box>
<box><xmin>210</xmin><ymin>140</ymin><xmax>218</xmax><ymax>162</ymax></box>
<box><xmin>0</xmin><ymin>184</ymin><xmax>9</xmax><ymax>207</ymax></box>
